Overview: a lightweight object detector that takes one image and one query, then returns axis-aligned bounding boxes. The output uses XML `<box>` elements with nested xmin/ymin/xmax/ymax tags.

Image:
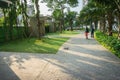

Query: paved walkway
<box><xmin>0</xmin><ymin>32</ymin><xmax>120</xmax><ymax>80</ymax></box>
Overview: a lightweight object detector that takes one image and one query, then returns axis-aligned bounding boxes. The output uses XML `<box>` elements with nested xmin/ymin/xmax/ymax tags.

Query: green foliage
<box><xmin>0</xmin><ymin>27</ymin><xmax>5</xmax><ymax>42</ymax></box>
<box><xmin>65</xmin><ymin>11</ymin><xmax>77</xmax><ymax>31</ymax></box>
<box><xmin>0</xmin><ymin>17</ymin><xmax>4</xmax><ymax>26</ymax></box>
<box><xmin>42</xmin><ymin>0</ymin><xmax>78</xmax><ymax>8</ymax></box>
<box><xmin>79</xmin><ymin>0</ymin><xmax>105</xmax><ymax>25</ymax></box>
<box><xmin>46</xmin><ymin>31</ymin><xmax>79</xmax><ymax>36</ymax></box>
<box><xmin>0</xmin><ymin>27</ymin><xmax>25</xmax><ymax>43</ymax></box>
<box><xmin>52</xmin><ymin>9</ymin><xmax>62</xmax><ymax>20</ymax></box>
<box><xmin>0</xmin><ymin>38</ymin><xmax>68</xmax><ymax>53</ymax></box>
<box><xmin>45</xmin><ymin>23</ymin><xmax>50</xmax><ymax>33</ymax></box>
<box><xmin>95</xmin><ymin>31</ymin><xmax>120</xmax><ymax>57</ymax></box>
<box><xmin>67</xmin><ymin>0</ymin><xmax>78</xmax><ymax>7</ymax></box>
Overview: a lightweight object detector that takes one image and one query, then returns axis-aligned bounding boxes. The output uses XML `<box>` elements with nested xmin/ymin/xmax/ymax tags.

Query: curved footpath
<box><xmin>0</xmin><ymin>31</ymin><xmax>120</xmax><ymax>80</ymax></box>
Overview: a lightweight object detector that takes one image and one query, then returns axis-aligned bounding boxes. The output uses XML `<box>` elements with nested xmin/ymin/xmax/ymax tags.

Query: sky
<box><xmin>39</xmin><ymin>0</ymin><xmax>83</xmax><ymax>16</ymax></box>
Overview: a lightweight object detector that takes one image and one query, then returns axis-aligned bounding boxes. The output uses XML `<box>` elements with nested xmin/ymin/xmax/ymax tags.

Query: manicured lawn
<box><xmin>46</xmin><ymin>30</ymin><xmax>80</xmax><ymax>37</ymax></box>
<box><xmin>0</xmin><ymin>31</ymin><xmax>79</xmax><ymax>53</ymax></box>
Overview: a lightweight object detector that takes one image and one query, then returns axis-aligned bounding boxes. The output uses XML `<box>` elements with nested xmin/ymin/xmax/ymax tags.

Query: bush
<box><xmin>45</xmin><ymin>23</ymin><xmax>50</xmax><ymax>33</ymax></box>
<box><xmin>95</xmin><ymin>31</ymin><xmax>120</xmax><ymax>58</ymax></box>
<box><xmin>0</xmin><ymin>27</ymin><xmax>25</xmax><ymax>43</ymax></box>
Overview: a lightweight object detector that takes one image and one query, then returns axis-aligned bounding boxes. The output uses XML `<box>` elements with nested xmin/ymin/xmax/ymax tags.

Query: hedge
<box><xmin>95</xmin><ymin>31</ymin><xmax>120</xmax><ymax>58</ymax></box>
<box><xmin>0</xmin><ymin>26</ymin><xmax>25</xmax><ymax>43</ymax></box>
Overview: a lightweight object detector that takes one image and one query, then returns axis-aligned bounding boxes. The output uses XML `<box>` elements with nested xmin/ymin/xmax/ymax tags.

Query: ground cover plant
<box><xmin>95</xmin><ymin>31</ymin><xmax>120</xmax><ymax>58</ymax></box>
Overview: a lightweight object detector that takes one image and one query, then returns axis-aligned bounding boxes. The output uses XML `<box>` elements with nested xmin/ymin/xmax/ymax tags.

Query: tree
<box><xmin>65</xmin><ymin>11</ymin><xmax>77</xmax><ymax>31</ymax></box>
<box><xmin>92</xmin><ymin>0</ymin><xmax>120</xmax><ymax>36</ymax></box>
<box><xmin>42</xmin><ymin>0</ymin><xmax>78</xmax><ymax>32</ymax></box>
<box><xmin>20</xmin><ymin>0</ymin><xmax>30</xmax><ymax>37</ymax></box>
<box><xmin>79</xmin><ymin>0</ymin><xmax>119</xmax><ymax>36</ymax></box>
<box><xmin>35</xmin><ymin>0</ymin><xmax>42</xmax><ymax>39</ymax></box>
<box><xmin>79</xmin><ymin>0</ymin><xmax>108</xmax><ymax>31</ymax></box>
<box><xmin>1</xmin><ymin>0</ymin><xmax>31</xmax><ymax>40</ymax></box>
<box><xmin>1</xmin><ymin>0</ymin><xmax>19</xmax><ymax>40</ymax></box>
<box><xmin>92</xmin><ymin>0</ymin><xmax>120</xmax><ymax>12</ymax></box>
<box><xmin>42</xmin><ymin>0</ymin><xmax>67</xmax><ymax>32</ymax></box>
<box><xmin>30</xmin><ymin>0</ymin><xmax>43</xmax><ymax>39</ymax></box>
<box><xmin>52</xmin><ymin>9</ymin><xmax>62</xmax><ymax>32</ymax></box>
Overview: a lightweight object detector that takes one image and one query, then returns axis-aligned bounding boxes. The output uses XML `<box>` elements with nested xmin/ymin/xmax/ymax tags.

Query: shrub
<box><xmin>45</xmin><ymin>23</ymin><xmax>50</xmax><ymax>33</ymax></box>
<box><xmin>95</xmin><ymin>31</ymin><xmax>120</xmax><ymax>58</ymax></box>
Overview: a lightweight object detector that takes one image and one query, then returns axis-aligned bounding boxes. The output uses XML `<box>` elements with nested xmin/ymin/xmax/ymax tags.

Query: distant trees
<box><xmin>79</xmin><ymin>0</ymin><xmax>120</xmax><ymax>39</ymax></box>
<box><xmin>65</xmin><ymin>11</ymin><xmax>77</xmax><ymax>31</ymax></box>
<box><xmin>52</xmin><ymin>9</ymin><xmax>63</xmax><ymax>32</ymax></box>
<box><xmin>0</xmin><ymin>0</ymin><xmax>79</xmax><ymax>42</ymax></box>
<box><xmin>2</xmin><ymin>0</ymin><xmax>22</xmax><ymax>40</ymax></box>
<box><xmin>42</xmin><ymin>0</ymin><xmax>78</xmax><ymax>32</ymax></box>
<box><xmin>1</xmin><ymin>0</ymin><xmax>43</xmax><ymax>40</ymax></box>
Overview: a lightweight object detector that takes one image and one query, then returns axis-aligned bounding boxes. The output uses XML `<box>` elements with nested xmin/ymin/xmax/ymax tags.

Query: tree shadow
<box><xmin>1</xmin><ymin>45</ymin><xmax>120</xmax><ymax>80</ymax></box>
<box><xmin>36</xmin><ymin>48</ymin><xmax>120</xmax><ymax>80</ymax></box>
<box><xmin>0</xmin><ymin>54</ymin><xmax>20</xmax><ymax>80</ymax></box>
<box><xmin>0</xmin><ymin>33</ymin><xmax>120</xmax><ymax>80</ymax></box>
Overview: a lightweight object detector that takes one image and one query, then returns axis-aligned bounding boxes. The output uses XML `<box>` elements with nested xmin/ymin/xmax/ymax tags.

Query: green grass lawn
<box><xmin>46</xmin><ymin>30</ymin><xmax>80</xmax><ymax>38</ymax></box>
<box><xmin>0</xmin><ymin>31</ymin><xmax>79</xmax><ymax>54</ymax></box>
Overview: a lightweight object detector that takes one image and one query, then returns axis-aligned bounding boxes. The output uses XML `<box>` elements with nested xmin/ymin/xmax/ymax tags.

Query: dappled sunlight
<box><xmin>77</xmin><ymin>59</ymin><xmax>102</xmax><ymax>67</ymax></box>
<box><xmin>0</xmin><ymin>32</ymin><xmax>120</xmax><ymax>80</ymax></box>
<box><xmin>62</xmin><ymin>49</ymin><xmax>120</xmax><ymax>64</ymax></box>
<box><xmin>77</xmin><ymin>45</ymin><xmax>105</xmax><ymax>51</ymax></box>
<box><xmin>64</xmin><ymin>42</ymin><xmax>104</xmax><ymax>51</ymax></box>
<box><xmin>1</xmin><ymin>46</ymin><xmax>120</xmax><ymax>80</ymax></box>
<box><xmin>0</xmin><ymin>37</ymin><xmax>68</xmax><ymax>53</ymax></box>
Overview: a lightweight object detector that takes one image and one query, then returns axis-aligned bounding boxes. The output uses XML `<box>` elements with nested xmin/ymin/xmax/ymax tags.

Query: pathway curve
<box><xmin>0</xmin><ymin>31</ymin><xmax>120</xmax><ymax>80</ymax></box>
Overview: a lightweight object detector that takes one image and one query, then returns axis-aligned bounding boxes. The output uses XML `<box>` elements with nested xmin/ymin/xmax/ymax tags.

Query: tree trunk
<box><xmin>107</xmin><ymin>13</ymin><xmax>113</xmax><ymax>36</ymax></box>
<box><xmin>102</xmin><ymin>16</ymin><xmax>106</xmax><ymax>33</ymax></box>
<box><xmin>70</xmin><ymin>20</ymin><xmax>73</xmax><ymax>31</ymax></box>
<box><xmin>99</xmin><ymin>20</ymin><xmax>102</xmax><ymax>31</ymax></box>
<box><xmin>59</xmin><ymin>21</ymin><xmax>62</xmax><ymax>33</ymax></box>
<box><xmin>118</xmin><ymin>14</ymin><xmax>120</xmax><ymax>39</ymax></box>
<box><xmin>41</xmin><ymin>21</ymin><xmax>45</xmax><ymax>36</ymax></box>
<box><xmin>53</xmin><ymin>22</ymin><xmax>56</xmax><ymax>32</ymax></box>
<box><xmin>94</xmin><ymin>21</ymin><xmax>98</xmax><ymax>30</ymax></box>
<box><xmin>114</xmin><ymin>0</ymin><xmax>120</xmax><ymax>12</ymax></box>
<box><xmin>35</xmin><ymin>0</ymin><xmax>42</xmax><ymax>39</ymax></box>
<box><xmin>23</xmin><ymin>0</ymin><xmax>29</xmax><ymax>37</ymax></box>
<box><xmin>61</xmin><ymin>9</ymin><xmax>65</xmax><ymax>31</ymax></box>
<box><xmin>9</xmin><ymin>7</ymin><xmax>14</xmax><ymax>40</ymax></box>
<box><xmin>2</xmin><ymin>9</ymin><xmax>9</xmax><ymax>41</ymax></box>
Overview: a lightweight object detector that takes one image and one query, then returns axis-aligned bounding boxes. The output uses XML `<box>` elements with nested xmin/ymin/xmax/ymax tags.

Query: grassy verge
<box><xmin>95</xmin><ymin>31</ymin><xmax>120</xmax><ymax>58</ymax></box>
<box><xmin>0</xmin><ymin>31</ymin><xmax>79</xmax><ymax>54</ymax></box>
<box><xmin>46</xmin><ymin>30</ymin><xmax>80</xmax><ymax>37</ymax></box>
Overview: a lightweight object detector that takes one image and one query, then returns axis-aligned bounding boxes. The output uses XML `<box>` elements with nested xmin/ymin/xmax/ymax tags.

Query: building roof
<box><xmin>0</xmin><ymin>0</ymin><xmax>12</xmax><ymax>8</ymax></box>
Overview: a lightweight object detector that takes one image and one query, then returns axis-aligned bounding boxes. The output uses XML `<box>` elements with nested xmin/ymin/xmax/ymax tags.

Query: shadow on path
<box><xmin>0</xmin><ymin>55</ymin><xmax>20</xmax><ymax>80</ymax></box>
<box><xmin>0</xmin><ymin>32</ymin><xmax>120</xmax><ymax>80</ymax></box>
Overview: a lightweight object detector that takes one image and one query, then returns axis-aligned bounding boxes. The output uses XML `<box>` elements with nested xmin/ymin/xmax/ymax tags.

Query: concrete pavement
<box><xmin>0</xmin><ymin>31</ymin><xmax>120</xmax><ymax>80</ymax></box>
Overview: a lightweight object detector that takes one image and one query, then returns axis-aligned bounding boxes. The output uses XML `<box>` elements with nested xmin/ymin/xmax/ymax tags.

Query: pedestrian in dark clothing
<box><xmin>85</xmin><ymin>27</ymin><xmax>89</xmax><ymax>39</ymax></box>
<box><xmin>91</xmin><ymin>27</ymin><xmax>94</xmax><ymax>38</ymax></box>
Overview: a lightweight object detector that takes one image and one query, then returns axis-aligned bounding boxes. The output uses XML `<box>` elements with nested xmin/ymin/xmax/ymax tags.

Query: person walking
<box><xmin>85</xmin><ymin>26</ymin><xmax>89</xmax><ymax>39</ymax></box>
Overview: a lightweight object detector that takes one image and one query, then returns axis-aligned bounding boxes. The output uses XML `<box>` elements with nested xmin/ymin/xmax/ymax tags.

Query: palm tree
<box><xmin>52</xmin><ymin>9</ymin><xmax>63</xmax><ymax>33</ymax></box>
<box><xmin>65</xmin><ymin>11</ymin><xmax>77</xmax><ymax>31</ymax></box>
<box><xmin>80</xmin><ymin>0</ymin><xmax>119</xmax><ymax>36</ymax></box>
<box><xmin>42</xmin><ymin>0</ymin><xmax>78</xmax><ymax>32</ymax></box>
<box><xmin>42</xmin><ymin>0</ymin><xmax>66</xmax><ymax>32</ymax></box>
<box><xmin>92</xmin><ymin>0</ymin><xmax>120</xmax><ymax>36</ymax></box>
<box><xmin>92</xmin><ymin>0</ymin><xmax>120</xmax><ymax>12</ymax></box>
